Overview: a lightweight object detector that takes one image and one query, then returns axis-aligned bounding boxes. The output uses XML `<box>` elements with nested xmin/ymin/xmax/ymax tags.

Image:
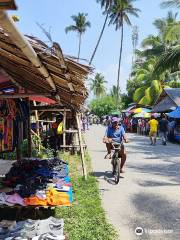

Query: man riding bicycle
<box><xmin>103</xmin><ymin>117</ymin><xmax>127</xmax><ymax>173</ymax></box>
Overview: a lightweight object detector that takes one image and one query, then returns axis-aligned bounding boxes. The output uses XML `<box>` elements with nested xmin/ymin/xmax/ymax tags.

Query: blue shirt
<box><xmin>105</xmin><ymin>125</ymin><xmax>125</xmax><ymax>143</ymax></box>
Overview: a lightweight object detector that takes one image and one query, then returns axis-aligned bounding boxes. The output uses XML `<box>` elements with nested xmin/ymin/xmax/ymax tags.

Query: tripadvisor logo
<box><xmin>135</xmin><ymin>227</ymin><xmax>144</xmax><ymax>236</ymax></box>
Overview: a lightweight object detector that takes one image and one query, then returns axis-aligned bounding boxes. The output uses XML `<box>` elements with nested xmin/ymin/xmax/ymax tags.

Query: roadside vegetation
<box><xmin>55</xmin><ymin>152</ymin><xmax>118</xmax><ymax>240</ymax></box>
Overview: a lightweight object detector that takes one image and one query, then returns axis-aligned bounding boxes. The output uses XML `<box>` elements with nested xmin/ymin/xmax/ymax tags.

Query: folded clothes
<box><xmin>37</xmin><ymin>217</ymin><xmax>64</xmax><ymax>236</ymax></box>
<box><xmin>0</xmin><ymin>218</ymin><xmax>65</xmax><ymax>239</ymax></box>
<box><xmin>0</xmin><ymin>193</ymin><xmax>14</xmax><ymax>206</ymax></box>
<box><xmin>35</xmin><ymin>190</ymin><xmax>46</xmax><ymax>200</ymax></box>
<box><xmin>2</xmin><ymin>158</ymin><xmax>72</xmax><ymax>206</ymax></box>
<box><xmin>24</xmin><ymin>196</ymin><xmax>47</xmax><ymax>206</ymax></box>
<box><xmin>6</xmin><ymin>193</ymin><xmax>26</xmax><ymax>206</ymax></box>
<box><xmin>32</xmin><ymin>233</ymin><xmax>65</xmax><ymax>240</ymax></box>
<box><xmin>46</xmin><ymin>189</ymin><xmax>71</xmax><ymax>206</ymax></box>
<box><xmin>55</xmin><ymin>186</ymin><xmax>70</xmax><ymax>192</ymax></box>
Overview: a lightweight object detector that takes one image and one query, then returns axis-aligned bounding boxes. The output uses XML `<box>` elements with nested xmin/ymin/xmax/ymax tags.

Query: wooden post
<box><xmin>63</xmin><ymin>110</ymin><xmax>66</xmax><ymax>147</ymax></box>
<box><xmin>33</xmin><ymin>101</ymin><xmax>40</xmax><ymax>137</ymax></box>
<box><xmin>76</xmin><ymin>113</ymin><xmax>87</xmax><ymax>180</ymax></box>
<box><xmin>33</xmin><ymin>101</ymin><xmax>40</xmax><ymax>152</ymax></box>
<box><xmin>27</xmin><ymin>98</ymin><xmax>32</xmax><ymax>158</ymax></box>
<box><xmin>16</xmin><ymin>123</ymin><xmax>22</xmax><ymax>161</ymax></box>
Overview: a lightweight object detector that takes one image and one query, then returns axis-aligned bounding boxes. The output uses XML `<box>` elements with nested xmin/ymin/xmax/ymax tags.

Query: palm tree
<box><xmin>89</xmin><ymin>73</ymin><xmax>107</xmax><ymax>97</ymax></box>
<box><xmin>137</xmin><ymin>12</ymin><xmax>179</xmax><ymax>60</ymax></box>
<box><xmin>108</xmin><ymin>0</ymin><xmax>140</xmax><ymax>107</ymax></box>
<box><xmin>89</xmin><ymin>0</ymin><xmax>114</xmax><ymax>65</ymax></box>
<box><xmin>161</xmin><ymin>0</ymin><xmax>180</xmax><ymax>8</ymax></box>
<box><xmin>110</xmin><ymin>85</ymin><xmax>119</xmax><ymax>97</ymax></box>
<box><xmin>65</xmin><ymin>13</ymin><xmax>91</xmax><ymax>60</ymax></box>
<box><xmin>154</xmin><ymin>45</ymin><xmax>180</xmax><ymax>74</ymax></box>
<box><xmin>153</xmin><ymin>11</ymin><xmax>179</xmax><ymax>44</ymax></box>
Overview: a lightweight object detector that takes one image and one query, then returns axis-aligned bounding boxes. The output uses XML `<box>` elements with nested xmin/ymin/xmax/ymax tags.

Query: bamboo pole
<box><xmin>0</xmin><ymin>93</ymin><xmax>51</xmax><ymax>98</ymax></box>
<box><xmin>76</xmin><ymin>113</ymin><xmax>87</xmax><ymax>180</ymax></box>
<box><xmin>33</xmin><ymin>101</ymin><xmax>39</xmax><ymax>137</ymax></box>
<box><xmin>0</xmin><ymin>11</ymin><xmax>60</xmax><ymax>100</ymax></box>
<box><xmin>33</xmin><ymin>101</ymin><xmax>40</xmax><ymax>152</ymax></box>
<box><xmin>26</xmin><ymin>98</ymin><xmax>32</xmax><ymax>158</ymax></box>
<box><xmin>16</xmin><ymin>123</ymin><xmax>22</xmax><ymax>161</ymax></box>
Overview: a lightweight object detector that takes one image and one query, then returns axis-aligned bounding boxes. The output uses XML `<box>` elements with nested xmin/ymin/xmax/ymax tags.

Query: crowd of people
<box><xmin>122</xmin><ymin>114</ymin><xmax>179</xmax><ymax>145</ymax></box>
<box><xmin>80</xmin><ymin>112</ymin><xmax>179</xmax><ymax>146</ymax></box>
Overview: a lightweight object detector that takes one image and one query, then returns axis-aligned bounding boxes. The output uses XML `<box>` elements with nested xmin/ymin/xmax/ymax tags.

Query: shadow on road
<box><xmin>131</xmin><ymin>192</ymin><xmax>180</xmax><ymax>240</ymax></box>
<box><xmin>127</xmin><ymin>134</ymin><xmax>180</xmax><ymax>159</ymax></box>
<box><xmin>137</xmin><ymin>179</ymin><xmax>180</xmax><ymax>187</ymax></box>
<box><xmin>127</xmin><ymin>134</ymin><xmax>180</xmax><ymax>185</ymax></box>
<box><xmin>91</xmin><ymin>171</ymin><xmax>124</xmax><ymax>185</ymax></box>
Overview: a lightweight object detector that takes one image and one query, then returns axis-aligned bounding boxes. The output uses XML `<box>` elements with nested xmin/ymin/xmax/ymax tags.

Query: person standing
<box><xmin>141</xmin><ymin>118</ymin><xmax>146</xmax><ymax>135</ymax></box>
<box><xmin>51</xmin><ymin>114</ymin><xmax>64</xmax><ymax>155</ymax></box>
<box><xmin>137</xmin><ymin>118</ymin><xmax>142</xmax><ymax>134</ymax></box>
<box><xmin>148</xmin><ymin>116</ymin><xmax>158</xmax><ymax>145</ymax></box>
<box><xmin>82</xmin><ymin>116</ymin><xmax>87</xmax><ymax>131</ymax></box>
<box><xmin>159</xmin><ymin>115</ymin><xmax>169</xmax><ymax>145</ymax></box>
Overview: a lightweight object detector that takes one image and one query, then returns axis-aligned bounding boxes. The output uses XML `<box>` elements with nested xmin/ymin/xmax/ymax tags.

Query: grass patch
<box><xmin>56</xmin><ymin>152</ymin><xmax>118</xmax><ymax>240</ymax></box>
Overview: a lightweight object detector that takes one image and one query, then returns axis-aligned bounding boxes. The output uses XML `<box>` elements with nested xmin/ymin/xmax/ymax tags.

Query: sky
<box><xmin>9</xmin><ymin>0</ymin><xmax>175</xmax><ymax>93</ymax></box>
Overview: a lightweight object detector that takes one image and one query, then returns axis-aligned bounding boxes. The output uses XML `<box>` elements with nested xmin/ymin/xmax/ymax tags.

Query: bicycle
<box><xmin>111</xmin><ymin>142</ymin><xmax>122</xmax><ymax>184</ymax></box>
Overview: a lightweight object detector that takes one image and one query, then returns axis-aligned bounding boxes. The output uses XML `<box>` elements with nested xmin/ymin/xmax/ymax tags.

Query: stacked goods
<box><xmin>0</xmin><ymin>217</ymin><xmax>65</xmax><ymax>240</ymax></box>
<box><xmin>0</xmin><ymin>158</ymin><xmax>73</xmax><ymax>207</ymax></box>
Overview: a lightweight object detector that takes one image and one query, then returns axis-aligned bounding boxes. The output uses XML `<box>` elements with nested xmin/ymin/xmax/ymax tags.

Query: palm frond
<box><xmin>154</xmin><ymin>45</ymin><xmax>180</xmax><ymax>74</ymax></box>
<box><xmin>160</xmin><ymin>0</ymin><xmax>180</xmax><ymax>9</ymax></box>
<box><xmin>165</xmin><ymin>22</ymin><xmax>180</xmax><ymax>42</ymax></box>
<box><xmin>65</xmin><ymin>25</ymin><xmax>77</xmax><ymax>33</ymax></box>
<box><xmin>97</xmin><ymin>0</ymin><xmax>114</xmax><ymax>11</ymax></box>
<box><xmin>108</xmin><ymin>0</ymin><xmax>140</xmax><ymax>30</ymax></box>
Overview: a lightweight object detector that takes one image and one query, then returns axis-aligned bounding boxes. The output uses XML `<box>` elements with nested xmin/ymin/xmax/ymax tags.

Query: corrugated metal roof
<box><xmin>153</xmin><ymin>95</ymin><xmax>176</xmax><ymax>112</ymax></box>
<box><xmin>153</xmin><ymin>88</ymin><xmax>180</xmax><ymax>112</ymax></box>
<box><xmin>165</xmin><ymin>88</ymin><xmax>180</xmax><ymax>106</ymax></box>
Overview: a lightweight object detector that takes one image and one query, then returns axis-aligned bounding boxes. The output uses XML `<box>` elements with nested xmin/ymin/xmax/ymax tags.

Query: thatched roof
<box><xmin>153</xmin><ymin>88</ymin><xmax>180</xmax><ymax>112</ymax></box>
<box><xmin>0</xmin><ymin>27</ymin><xmax>92</xmax><ymax>109</ymax></box>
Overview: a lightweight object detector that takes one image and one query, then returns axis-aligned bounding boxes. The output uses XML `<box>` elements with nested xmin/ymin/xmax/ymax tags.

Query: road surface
<box><xmin>85</xmin><ymin>125</ymin><xmax>180</xmax><ymax>240</ymax></box>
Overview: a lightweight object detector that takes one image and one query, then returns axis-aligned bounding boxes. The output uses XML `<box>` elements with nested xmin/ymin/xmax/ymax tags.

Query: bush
<box><xmin>89</xmin><ymin>96</ymin><xmax>121</xmax><ymax>117</ymax></box>
<box><xmin>0</xmin><ymin>135</ymin><xmax>54</xmax><ymax>160</ymax></box>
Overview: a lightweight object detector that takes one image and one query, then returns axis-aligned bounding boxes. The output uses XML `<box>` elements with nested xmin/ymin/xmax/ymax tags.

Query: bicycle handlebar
<box><xmin>111</xmin><ymin>142</ymin><xmax>122</xmax><ymax>150</ymax></box>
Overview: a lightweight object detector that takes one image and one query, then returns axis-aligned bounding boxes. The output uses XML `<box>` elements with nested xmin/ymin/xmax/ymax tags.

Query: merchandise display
<box><xmin>0</xmin><ymin>158</ymin><xmax>73</xmax><ymax>207</ymax></box>
<box><xmin>0</xmin><ymin>99</ymin><xmax>29</xmax><ymax>153</ymax></box>
<box><xmin>0</xmin><ymin>217</ymin><xmax>65</xmax><ymax>240</ymax></box>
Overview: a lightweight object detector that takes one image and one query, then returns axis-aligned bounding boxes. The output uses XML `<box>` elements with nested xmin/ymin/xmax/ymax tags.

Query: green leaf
<box><xmin>133</xmin><ymin>86</ymin><xmax>146</xmax><ymax>102</ymax></box>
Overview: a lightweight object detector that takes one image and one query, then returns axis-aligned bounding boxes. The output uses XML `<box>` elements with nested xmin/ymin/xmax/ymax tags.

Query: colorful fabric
<box><xmin>0</xmin><ymin>118</ymin><xmax>14</xmax><ymax>152</ymax></box>
<box><xmin>24</xmin><ymin>196</ymin><xmax>47</xmax><ymax>206</ymax></box>
<box><xmin>46</xmin><ymin>188</ymin><xmax>71</xmax><ymax>206</ymax></box>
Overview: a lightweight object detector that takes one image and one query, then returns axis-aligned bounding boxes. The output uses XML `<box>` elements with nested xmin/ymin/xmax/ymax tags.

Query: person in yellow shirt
<box><xmin>148</xmin><ymin>116</ymin><xmax>158</xmax><ymax>145</ymax></box>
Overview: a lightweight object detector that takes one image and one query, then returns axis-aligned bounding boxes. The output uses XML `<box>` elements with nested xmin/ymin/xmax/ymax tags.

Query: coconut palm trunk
<box><xmin>78</xmin><ymin>33</ymin><xmax>82</xmax><ymax>61</ymax></box>
<box><xmin>89</xmin><ymin>13</ymin><xmax>109</xmax><ymax>65</ymax></box>
<box><xmin>116</xmin><ymin>22</ymin><xmax>124</xmax><ymax>108</ymax></box>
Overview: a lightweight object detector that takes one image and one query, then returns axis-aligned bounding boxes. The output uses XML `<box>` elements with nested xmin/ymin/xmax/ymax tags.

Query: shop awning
<box><xmin>168</xmin><ymin>107</ymin><xmax>180</xmax><ymax>119</ymax></box>
<box><xmin>29</xmin><ymin>96</ymin><xmax>56</xmax><ymax>104</ymax></box>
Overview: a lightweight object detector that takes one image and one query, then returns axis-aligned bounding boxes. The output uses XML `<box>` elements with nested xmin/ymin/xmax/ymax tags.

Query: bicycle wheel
<box><xmin>114</xmin><ymin>158</ymin><xmax>120</xmax><ymax>184</ymax></box>
<box><xmin>112</xmin><ymin>154</ymin><xmax>116</xmax><ymax>175</ymax></box>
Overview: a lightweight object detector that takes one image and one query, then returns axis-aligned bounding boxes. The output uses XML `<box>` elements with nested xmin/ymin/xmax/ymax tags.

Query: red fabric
<box><xmin>29</xmin><ymin>97</ymin><xmax>55</xmax><ymax>104</ymax></box>
<box><xmin>0</xmin><ymin>73</ymin><xmax>9</xmax><ymax>83</ymax></box>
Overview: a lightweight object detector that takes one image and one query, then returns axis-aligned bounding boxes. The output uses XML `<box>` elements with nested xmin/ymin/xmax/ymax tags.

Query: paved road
<box><xmin>85</xmin><ymin>125</ymin><xmax>180</xmax><ymax>240</ymax></box>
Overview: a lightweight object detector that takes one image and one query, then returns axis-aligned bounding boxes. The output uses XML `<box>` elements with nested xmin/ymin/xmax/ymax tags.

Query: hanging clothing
<box><xmin>0</xmin><ymin>118</ymin><xmax>14</xmax><ymax>152</ymax></box>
